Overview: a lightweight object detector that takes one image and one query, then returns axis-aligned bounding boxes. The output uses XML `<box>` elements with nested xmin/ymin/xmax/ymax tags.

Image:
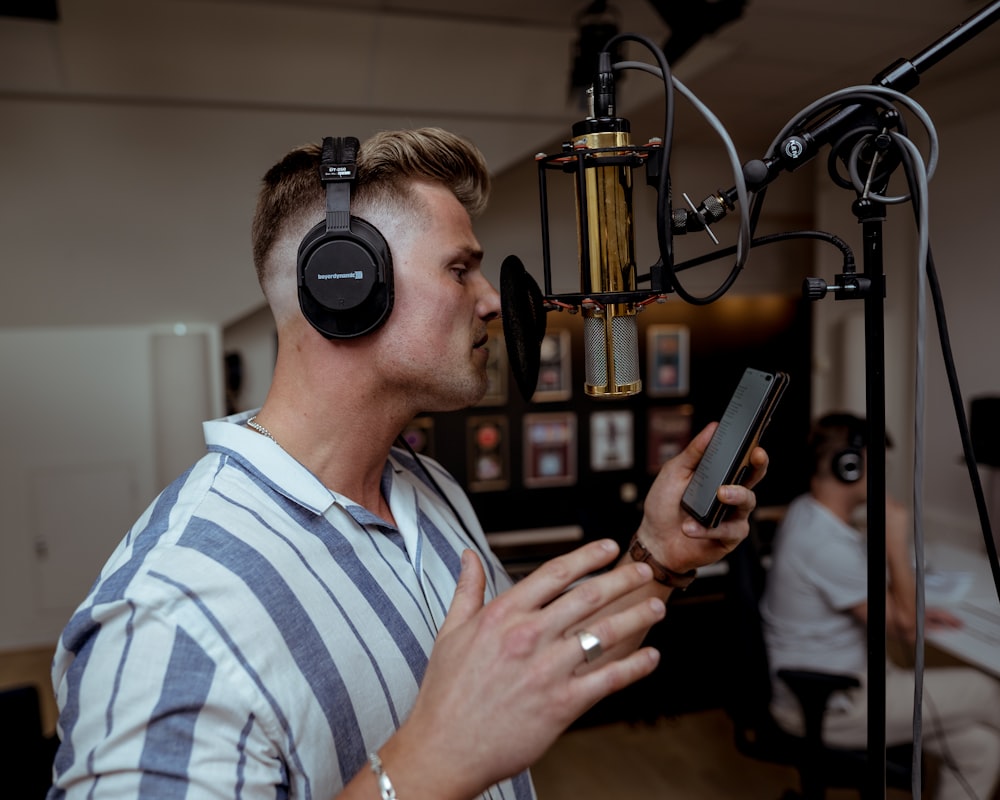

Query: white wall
<box><xmin>0</xmin><ymin>324</ymin><xmax>222</xmax><ymax>649</ymax></box>
<box><xmin>222</xmin><ymin>306</ymin><xmax>278</xmax><ymax>415</ymax></box>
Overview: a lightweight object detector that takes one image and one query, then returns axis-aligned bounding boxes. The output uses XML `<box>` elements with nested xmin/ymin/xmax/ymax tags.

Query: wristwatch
<box><xmin>628</xmin><ymin>534</ymin><xmax>697</xmax><ymax>590</ymax></box>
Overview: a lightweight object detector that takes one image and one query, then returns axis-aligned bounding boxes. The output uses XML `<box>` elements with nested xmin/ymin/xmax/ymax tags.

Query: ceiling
<box><xmin>220</xmin><ymin>0</ymin><xmax>1000</xmax><ymax>150</ymax></box>
<box><xmin>2</xmin><ymin>0</ymin><xmax>1000</xmax><ymax>329</ymax></box>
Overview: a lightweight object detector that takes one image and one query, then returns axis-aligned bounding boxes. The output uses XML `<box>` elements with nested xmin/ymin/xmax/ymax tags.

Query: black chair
<box><xmin>721</xmin><ymin>536</ymin><xmax>917</xmax><ymax>800</ymax></box>
<box><xmin>0</xmin><ymin>683</ymin><xmax>59</xmax><ymax>799</ymax></box>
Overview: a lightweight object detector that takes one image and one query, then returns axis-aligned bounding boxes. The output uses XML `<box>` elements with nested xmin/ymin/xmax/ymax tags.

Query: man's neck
<box><xmin>255</xmin><ymin>385</ymin><xmax>411</xmax><ymax>523</ymax></box>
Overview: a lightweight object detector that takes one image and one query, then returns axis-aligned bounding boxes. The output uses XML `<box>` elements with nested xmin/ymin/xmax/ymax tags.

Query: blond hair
<box><xmin>251</xmin><ymin>127</ymin><xmax>491</xmax><ymax>295</ymax></box>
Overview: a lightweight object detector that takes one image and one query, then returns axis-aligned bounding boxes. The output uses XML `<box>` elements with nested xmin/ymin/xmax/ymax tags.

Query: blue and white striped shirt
<box><xmin>49</xmin><ymin>411</ymin><xmax>534</xmax><ymax>800</ymax></box>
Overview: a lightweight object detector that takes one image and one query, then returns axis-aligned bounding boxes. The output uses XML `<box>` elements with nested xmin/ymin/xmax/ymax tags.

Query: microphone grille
<box><xmin>584</xmin><ymin>314</ymin><xmax>640</xmax><ymax>389</ymax></box>
<box><xmin>610</xmin><ymin>315</ymin><xmax>640</xmax><ymax>383</ymax></box>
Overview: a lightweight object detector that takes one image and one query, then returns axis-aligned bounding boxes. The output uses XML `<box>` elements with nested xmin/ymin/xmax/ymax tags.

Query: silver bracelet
<box><xmin>368</xmin><ymin>752</ymin><xmax>398</xmax><ymax>800</ymax></box>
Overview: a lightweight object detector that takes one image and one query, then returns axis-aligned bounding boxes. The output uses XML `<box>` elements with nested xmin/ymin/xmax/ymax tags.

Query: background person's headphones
<box><xmin>817</xmin><ymin>412</ymin><xmax>868</xmax><ymax>484</ymax></box>
<box><xmin>297</xmin><ymin>136</ymin><xmax>394</xmax><ymax>339</ymax></box>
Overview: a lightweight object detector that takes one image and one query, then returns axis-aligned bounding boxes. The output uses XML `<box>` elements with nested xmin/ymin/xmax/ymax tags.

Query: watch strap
<box><xmin>628</xmin><ymin>533</ymin><xmax>697</xmax><ymax>590</ymax></box>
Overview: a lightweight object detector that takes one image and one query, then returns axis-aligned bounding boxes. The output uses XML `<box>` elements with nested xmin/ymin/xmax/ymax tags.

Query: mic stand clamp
<box><xmin>802</xmin><ymin>273</ymin><xmax>873</xmax><ymax>302</ymax></box>
<box><xmin>803</xmin><ymin>197</ymin><xmax>886</xmax><ymax>303</ymax></box>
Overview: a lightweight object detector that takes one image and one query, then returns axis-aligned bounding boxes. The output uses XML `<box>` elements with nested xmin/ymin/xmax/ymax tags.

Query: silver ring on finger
<box><xmin>576</xmin><ymin>630</ymin><xmax>603</xmax><ymax>664</ymax></box>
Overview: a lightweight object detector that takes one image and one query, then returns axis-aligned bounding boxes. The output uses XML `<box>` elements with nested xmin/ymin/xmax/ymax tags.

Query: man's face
<box><xmin>370</xmin><ymin>181</ymin><xmax>501</xmax><ymax>412</ymax></box>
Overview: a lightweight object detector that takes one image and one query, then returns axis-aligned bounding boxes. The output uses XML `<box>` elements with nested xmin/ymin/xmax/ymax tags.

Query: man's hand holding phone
<box><xmin>681</xmin><ymin>368</ymin><xmax>787</xmax><ymax>528</ymax></box>
<box><xmin>633</xmin><ymin>422</ymin><xmax>769</xmax><ymax>582</ymax></box>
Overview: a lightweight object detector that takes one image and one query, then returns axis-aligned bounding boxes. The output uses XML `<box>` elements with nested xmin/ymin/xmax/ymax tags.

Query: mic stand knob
<box><xmin>802</xmin><ymin>274</ymin><xmax>872</xmax><ymax>302</ymax></box>
<box><xmin>803</xmin><ymin>277</ymin><xmax>830</xmax><ymax>300</ymax></box>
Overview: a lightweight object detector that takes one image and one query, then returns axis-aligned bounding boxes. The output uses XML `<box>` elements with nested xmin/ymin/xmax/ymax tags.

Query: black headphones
<box><xmin>297</xmin><ymin>136</ymin><xmax>394</xmax><ymax>339</ymax></box>
<box><xmin>819</xmin><ymin>413</ymin><xmax>867</xmax><ymax>484</ymax></box>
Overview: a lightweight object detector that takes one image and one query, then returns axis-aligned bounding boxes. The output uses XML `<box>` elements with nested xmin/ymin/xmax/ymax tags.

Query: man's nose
<box><xmin>477</xmin><ymin>275</ymin><xmax>502</xmax><ymax>322</ymax></box>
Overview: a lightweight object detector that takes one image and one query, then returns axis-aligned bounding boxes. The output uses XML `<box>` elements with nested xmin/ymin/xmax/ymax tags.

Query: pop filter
<box><xmin>500</xmin><ymin>255</ymin><xmax>547</xmax><ymax>402</ymax></box>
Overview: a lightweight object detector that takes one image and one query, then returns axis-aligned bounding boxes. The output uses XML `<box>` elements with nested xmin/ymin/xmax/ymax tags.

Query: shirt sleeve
<box><xmin>51</xmin><ymin>596</ymin><xmax>287</xmax><ymax>799</ymax></box>
<box><xmin>804</xmin><ymin>534</ymin><xmax>869</xmax><ymax>613</ymax></box>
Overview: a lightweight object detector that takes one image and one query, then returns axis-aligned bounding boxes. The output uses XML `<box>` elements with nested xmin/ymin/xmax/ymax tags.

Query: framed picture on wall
<box><xmin>532</xmin><ymin>329</ymin><xmax>572</xmax><ymax>402</ymax></box>
<box><xmin>476</xmin><ymin>332</ymin><xmax>508</xmax><ymax>407</ymax></box>
<box><xmin>402</xmin><ymin>416</ymin><xmax>435</xmax><ymax>458</ymax></box>
<box><xmin>590</xmin><ymin>410</ymin><xmax>634</xmax><ymax>472</ymax></box>
<box><xmin>467</xmin><ymin>415</ymin><xmax>510</xmax><ymax>492</ymax></box>
<box><xmin>647</xmin><ymin>324</ymin><xmax>690</xmax><ymax>397</ymax></box>
<box><xmin>647</xmin><ymin>404</ymin><xmax>694</xmax><ymax>473</ymax></box>
<box><xmin>523</xmin><ymin>412</ymin><xmax>577</xmax><ymax>487</ymax></box>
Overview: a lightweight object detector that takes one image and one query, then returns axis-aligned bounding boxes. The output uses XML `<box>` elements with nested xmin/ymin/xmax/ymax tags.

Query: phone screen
<box><xmin>681</xmin><ymin>368</ymin><xmax>786</xmax><ymax>526</ymax></box>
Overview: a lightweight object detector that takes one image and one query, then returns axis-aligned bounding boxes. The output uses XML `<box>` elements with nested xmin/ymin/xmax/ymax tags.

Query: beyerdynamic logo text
<box><xmin>317</xmin><ymin>271</ymin><xmax>364</xmax><ymax>280</ymax></box>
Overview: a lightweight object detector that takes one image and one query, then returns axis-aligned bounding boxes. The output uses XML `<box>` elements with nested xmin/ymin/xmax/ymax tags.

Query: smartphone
<box><xmin>681</xmin><ymin>367</ymin><xmax>789</xmax><ymax>528</ymax></box>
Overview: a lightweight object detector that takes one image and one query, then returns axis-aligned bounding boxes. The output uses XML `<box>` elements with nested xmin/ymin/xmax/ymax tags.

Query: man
<box><xmin>761</xmin><ymin>412</ymin><xmax>1000</xmax><ymax>800</ymax></box>
<box><xmin>48</xmin><ymin>128</ymin><xmax>766</xmax><ymax>799</ymax></box>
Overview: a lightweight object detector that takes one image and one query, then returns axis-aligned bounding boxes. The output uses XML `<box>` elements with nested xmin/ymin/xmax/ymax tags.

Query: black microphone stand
<box><xmin>857</xmin><ymin>194</ymin><xmax>890</xmax><ymax>799</ymax></box>
<box><xmin>741</xmin><ymin>4</ymin><xmax>1000</xmax><ymax>795</ymax></box>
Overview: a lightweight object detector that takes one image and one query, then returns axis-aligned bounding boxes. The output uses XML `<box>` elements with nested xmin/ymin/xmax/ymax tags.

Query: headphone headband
<box><xmin>297</xmin><ymin>135</ymin><xmax>394</xmax><ymax>339</ymax></box>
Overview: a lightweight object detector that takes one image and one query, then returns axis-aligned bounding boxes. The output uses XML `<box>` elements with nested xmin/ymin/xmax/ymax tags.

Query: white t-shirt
<box><xmin>760</xmin><ymin>493</ymin><xmax>869</xmax><ymax>712</ymax></box>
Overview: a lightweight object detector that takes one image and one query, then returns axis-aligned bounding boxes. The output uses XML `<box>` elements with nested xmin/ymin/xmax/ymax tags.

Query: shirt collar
<box><xmin>203</xmin><ymin>409</ymin><xmax>338</xmax><ymax>516</ymax></box>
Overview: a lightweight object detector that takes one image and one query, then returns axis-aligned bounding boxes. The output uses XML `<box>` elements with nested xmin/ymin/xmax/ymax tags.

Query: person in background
<box><xmin>47</xmin><ymin>127</ymin><xmax>767</xmax><ymax>800</ymax></box>
<box><xmin>761</xmin><ymin>411</ymin><xmax>1000</xmax><ymax>800</ymax></box>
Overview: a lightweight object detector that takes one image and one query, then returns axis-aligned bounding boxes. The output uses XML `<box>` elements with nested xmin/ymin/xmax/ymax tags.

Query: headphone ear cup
<box><xmin>832</xmin><ymin>448</ymin><xmax>864</xmax><ymax>483</ymax></box>
<box><xmin>297</xmin><ymin>216</ymin><xmax>394</xmax><ymax>339</ymax></box>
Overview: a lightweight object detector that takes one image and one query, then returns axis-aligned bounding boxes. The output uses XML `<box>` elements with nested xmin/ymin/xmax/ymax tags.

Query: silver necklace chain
<box><xmin>246</xmin><ymin>415</ymin><xmax>281</xmax><ymax>448</ymax></box>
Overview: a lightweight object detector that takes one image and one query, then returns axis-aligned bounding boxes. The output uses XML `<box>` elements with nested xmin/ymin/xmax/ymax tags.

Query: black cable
<box><xmin>923</xmin><ymin>250</ymin><xmax>1000</xmax><ymax>594</ymax></box>
<box><xmin>603</xmin><ymin>32</ymin><xmax>675</xmax><ymax>298</ymax></box>
<box><xmin>923</xmin><ymin>689</ymin><xmax>980</xmax><ymax>799</ymax></box>
<box><xmin>897</xmin><ymin>151</ymin><xmax>999</xmax><ymax>599</ymax></box>
<box><xmin>611</xmin><ymin>50</ymin><xmax>752</xmax><ymax>304</ymax></box>
<box><xmin>609</xmin><ymin>32</ymin><xmax>750</xmax><ymax>305</ymax></box>
<box><xmin>649</xmin><ymin>229</ymin><xmax>855</xmax><ymax>278</ymax></box>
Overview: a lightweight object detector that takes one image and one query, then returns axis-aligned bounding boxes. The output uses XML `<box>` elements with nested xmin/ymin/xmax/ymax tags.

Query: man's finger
<box><xmin>438</xmin><ymin>549</ymin><xmax>486</xmax><ymax>636</ymax></box>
